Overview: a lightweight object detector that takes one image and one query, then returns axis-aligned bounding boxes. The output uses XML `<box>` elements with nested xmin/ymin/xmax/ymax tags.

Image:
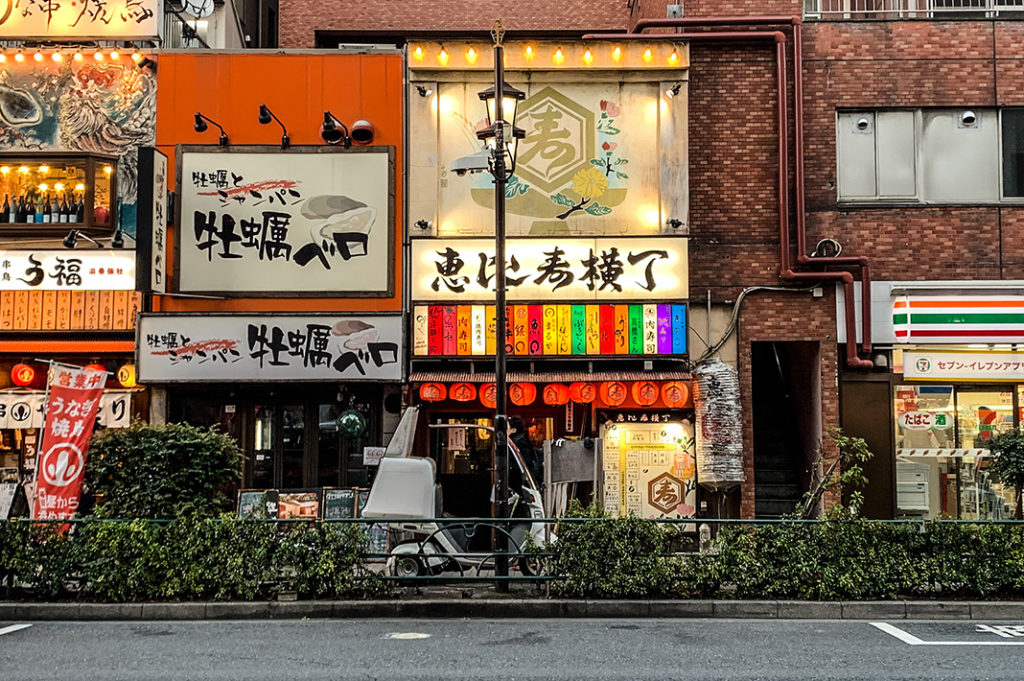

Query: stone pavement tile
<box><xmin>141</xmin><ymin>603</ymin><xmax>207</xmax><ymax>620</ymax></box>
<box><xmin>648</xmin><ymin>600</ymin><xmax>715</xmax><ymax>617</ymax></box>
<box><xmin>905</xmin><ymin>601</ymin><xmax>971</xmax><ymax>619</ymax></box>
<box><xmin>777</xmin><ymin>601</ymin><xmax>842</xmax><ymax>619</ymax></box>
<box><xmin>969</xmin><ymin>602</ymin><xmax>1024</xmax><ymax>620</ymax></box>
<box><xmin>841</xmin><ymin>601</ymin><xmax>907</xmax><ymax>619</ymax></box>
<box><xmin>713</xmin><ymin>601</ymin><xmax>778</xmax><ymax>618</ymax></box>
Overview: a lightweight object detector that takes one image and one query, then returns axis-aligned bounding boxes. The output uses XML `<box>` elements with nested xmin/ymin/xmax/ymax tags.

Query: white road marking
<box><xmin>870</xmin><ymin>622</ymin><xmax>1024</xmax><ymax>646</ymax></box>
<box><xmin>0</xmin><ymin>624</ymin><xmax>32</xmax><ymax>637</ymax></box>
<box><xmin>384</xmin><ymin>632</ymin><xmax>431</xmax><ymax>640</ymax></box>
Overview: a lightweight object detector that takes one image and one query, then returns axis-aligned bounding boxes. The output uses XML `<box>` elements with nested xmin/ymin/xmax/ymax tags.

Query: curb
<box><xmin>1</xmin><ymin>600</ymin><xmax>1022</xmax><ymax>620</ymax></box>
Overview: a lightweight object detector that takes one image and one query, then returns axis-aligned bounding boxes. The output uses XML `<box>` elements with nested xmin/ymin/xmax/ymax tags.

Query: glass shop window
<box><xmin>894</xmin><ymin>385</ymin><xmax>1016</xmax><ymax>520</ymax></box>
<box><xmin>0</xmin><ymin>154</ymin><xmax>117</xmax><ymax>234</ymax></box>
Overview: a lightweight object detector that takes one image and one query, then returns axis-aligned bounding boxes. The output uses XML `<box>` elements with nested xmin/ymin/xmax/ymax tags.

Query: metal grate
<box><xmin>806</xmin><ymin>0</ymin><xmax>1024</xmax><ymax>18</ymax></box>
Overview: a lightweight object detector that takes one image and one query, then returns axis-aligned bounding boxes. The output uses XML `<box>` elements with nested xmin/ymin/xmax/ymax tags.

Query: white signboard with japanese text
<box><xmin>0</xmin><ymin>391</ymin><xmax>128</xmax><ymax>429</ymax></box>
<box><xmin>136</xmin><ymin>147</ymin><xmax>168</xmax><ymax>294</ymax></box>
<box><xmin>411</xmin><ymin>237</ymin><xmax>687</xmax><ymax>302</ymax></box>
<box><xmin>176</xmin><ymin>148</ymin><xmax>394</xmax><ymax>296</ymax></box>
<box><xmin>903</xmin><ymin>351</ymin><xmax>1024</xmax><ymax>382</ymax></box>
<box><xmin>0</xmin><ymin>251</ymin><xmax>135</xmax><ymax>291</ymax></box>
<box><xmin>137</xmin><ymin>314</ymin><xmax>403</xmax><ymax>382</ymax></box>
<box><xmin>0</xmin><ymin>0</ymin><xmax>162</xmax><ymax>40</ymax></box>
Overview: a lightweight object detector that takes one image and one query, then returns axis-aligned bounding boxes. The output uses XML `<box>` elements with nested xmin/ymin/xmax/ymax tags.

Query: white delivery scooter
<box><xmin>361</xmin><ymin>406</ymin><xmax>548</xmax><ymax>577</ymax></box>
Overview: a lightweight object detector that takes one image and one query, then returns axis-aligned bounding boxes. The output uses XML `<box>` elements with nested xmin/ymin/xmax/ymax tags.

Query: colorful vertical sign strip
<box><xmin>893</xmin><ymin>296</ymin><xmax>1024</xmax><ymax>343</ymax></box>
<box><xmin>416</xmin><ymin>303</ymin><xmax>689</xmax><ymax>357</ymax></box>
<box><xmin>32</xmin><ymin>366</ymin><xmax>107</xmax><ymax>521</ymax></box>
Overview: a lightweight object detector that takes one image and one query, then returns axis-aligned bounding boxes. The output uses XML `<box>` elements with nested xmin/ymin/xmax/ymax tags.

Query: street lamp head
<box><xmin>478</xmin><ymin>80</ymin><xmax>526</xmax><ymax>128</ymax></box>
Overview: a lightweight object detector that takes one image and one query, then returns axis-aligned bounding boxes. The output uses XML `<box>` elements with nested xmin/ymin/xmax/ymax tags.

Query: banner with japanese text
<box><xmin>136</xmin><ymin>314</ymin><xmax>403</xmax><ymax>382</ymax></box>
<box><xmin>31</xmin><ymin>366</ymin><xmax>106</xmax><ymax>520</ymax></box>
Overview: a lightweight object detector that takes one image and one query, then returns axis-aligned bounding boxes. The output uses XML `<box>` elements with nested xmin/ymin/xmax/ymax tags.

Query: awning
<box><xmin>410</xmin><ymin>370</ymin><xmax>692</xmax><ymax>383</ymax></box>
<box><xmin>0</xmin><ymin>339</ymin><xmax>135</xmax><ymax>354</ymax></box>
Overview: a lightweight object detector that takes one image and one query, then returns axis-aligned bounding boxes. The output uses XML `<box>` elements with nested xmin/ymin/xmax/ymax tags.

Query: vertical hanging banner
<box><xmin>31</xmin><ymin>367</ymin><xmax>106</xmax><ymax>520</ymax></box>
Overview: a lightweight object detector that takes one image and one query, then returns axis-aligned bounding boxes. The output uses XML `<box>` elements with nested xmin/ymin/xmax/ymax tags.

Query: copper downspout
<box><xmin>587</xmin><ymin>18</ymin><xmax>874</xmax><ymax>367</ymax></box>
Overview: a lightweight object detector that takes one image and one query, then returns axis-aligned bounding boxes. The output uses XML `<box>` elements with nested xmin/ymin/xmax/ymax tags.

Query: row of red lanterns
<box><xmin>419</xmin><ymin>380</ymin><xmax>690</xmax><ymax>408</ymax></box>
<box><xmin>9</xmin><ymin>362</ymin><xmax>136</xmax><ymax>388</ymax></box>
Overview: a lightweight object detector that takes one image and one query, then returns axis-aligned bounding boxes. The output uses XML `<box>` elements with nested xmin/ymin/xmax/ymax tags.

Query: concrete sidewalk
<box><xmin>1</xmin><ymin>599</ymin><xmax>1021</xmax><ymax>620</ymax></box>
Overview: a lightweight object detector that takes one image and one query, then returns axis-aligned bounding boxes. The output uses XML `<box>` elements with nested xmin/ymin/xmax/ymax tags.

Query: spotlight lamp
<box><xmin>193</xmin><ymin>112</ymin><xmax>229</xmax><ymax>146</ymax></box>
<box><xmin>350</xmin><ymin>119</ymin><xmax>375</xmax><ymax>145</ymax></box>
<box><xmin>63</xmin><ymin>229</ymin><xmax>102</xmax><ymax>249</ymax></box>
<box><xmin>258</xmin><ymin>104</ymin><xmax>290</xmax><ymax>148</ymax></box>
<box><xmin>665</xmin><ymin>82</ymin><xmax>682</xmax><ymax>99</ymax></box>
<box><xmin>415</xmin><ymin>85</ymin><xmax>433</xmax><ymax>97</ymax></box>
<box><xmin>321</xmin><ymin>111</ymin><xmax>350</xmax><ymax>147</ymax></box>
<box><xmin>111</xmin><ymin>228</ymin><xmax>137</xmax><ymax>249</ymax></box>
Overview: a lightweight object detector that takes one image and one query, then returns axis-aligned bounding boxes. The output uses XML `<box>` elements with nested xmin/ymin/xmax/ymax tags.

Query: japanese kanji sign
<box><xmin>0</xmin><ymin>390</ymin><xmax>131</xmax><ymax>429</ymax></box>
<box><xmin>136</xmin><ymin>147</ymin><xmax>168</xmax><ymax>294</ymax></box>
<box><xmin>0</xmin><ymin>0</ymin><xmax>162</xmax><ymax>40</ymax></box>
<box><xmin>0</xmin><ymin>251</ymin><xmax>135</xmax><ymax>291</ymax></box>
<box><xmin>136</xmin><ymin>314</ymin><xmax>403</xmax><ymax>382</ymax></box>
<box><xmin>31</xmin><ymin>366</ymin><xmax>106</xmax><ymax>520</ymax></box>
<box><xmin>411</xmin><ymin>237</ymin><xmax>687</xmax><ymax>302</ymax></box>
<box><xmin>601</xmin><ymin>420</ymin><xmax>696</xmax><ymax>519</ymax></box>
<box><xmin>176</xmin><ymin>148</ymin><xmax>394</xmax><ymax>296</ymax></box>
<box><xmin>903</xmin><ymin>351</ymin><xmax>1024</xmax><ymax>382</ymax></box>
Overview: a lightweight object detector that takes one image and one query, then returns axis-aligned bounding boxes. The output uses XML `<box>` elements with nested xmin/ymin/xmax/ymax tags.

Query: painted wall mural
<box><xmin>0</xmin><ymin>58</ymin><xmax>156</xmax><ymax>234</ymax></box>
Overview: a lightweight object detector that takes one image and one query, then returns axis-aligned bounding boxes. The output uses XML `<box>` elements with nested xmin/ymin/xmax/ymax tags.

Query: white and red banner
<box><xmin>31</xmin><ymin>367</ymin><xmax>106</xmax><ymax>520</ymax></box>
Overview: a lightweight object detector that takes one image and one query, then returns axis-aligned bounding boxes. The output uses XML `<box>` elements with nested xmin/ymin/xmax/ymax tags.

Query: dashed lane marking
<box><xmin>871</xmin><ymin>622</ymin><xmax>1024</xmax><ymax>646</ymax></box>
<box><xmin>0</xmin><ymin>624</ymin><xmax>32</xmax><ymax>637</ymax></box>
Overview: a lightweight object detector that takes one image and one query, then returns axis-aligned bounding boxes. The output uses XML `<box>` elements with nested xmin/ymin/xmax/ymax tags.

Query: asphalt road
<box><xmin>2</xmin><ymin>618</ymin><xmax>1024</xmax><ymax>681</ymax></box>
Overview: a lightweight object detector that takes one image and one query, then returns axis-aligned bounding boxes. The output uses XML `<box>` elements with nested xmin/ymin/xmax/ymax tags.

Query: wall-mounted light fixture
<box><xmin>665</xmin><ymin>218</ymin><xmax>683</xmax><ymax>230</ymax></box>
<box><xmin>416</xmin><ymin>85</ymin><xmax>433</xmax><ymax>97</ymax></box>
<box><xmin>665</xmin><ymin>82</ymin><xmax>682</xmax><ymax>99</ymax></box>
<box><xmin>63</xmin><ymin>229</ymin><xmax>102</xmax><ymax>249</ymax></box>
<box><xmin>111</xmin><ymin>228</ymin><xmax>137</xmax><ymax>249</ymax></box>
<box><xmin>258</xmin><ymin>104</ymin><xmax>290</xmax><ymax>148</ymax></box>
<box><xmin>350</xmin><ymin>119</ymin><xmax>375</xmax><ymax>145</ymax></box>
<box><xmin>194</xmin><ymin>112</ymin><xmax>229</xmax><ymax>146</ymax></box>
<box><xmin>321</xmin><ymin>111</ymin><xmax>350</xmax><ymax>146</ymax></box>
<box><xmin>415</xmin><ymin>219</ymin><xmax>432</xmax><ymax>231</ymax></box>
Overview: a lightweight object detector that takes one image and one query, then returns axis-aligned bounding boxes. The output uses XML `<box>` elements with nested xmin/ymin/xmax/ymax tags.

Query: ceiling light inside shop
<box><xmin>14</xmin><ymin>50</ymin><xmax>24</xmax><ymax>62</ymax></box>
<box><xmin>33</xmin><ymin>51</ymin><xmax>43</xmax><ymax>62</ymax></box>
<box><xmin>52</xmin><ymin>51</ymin><xmax>63</xmax><ymax>62</ymax></box>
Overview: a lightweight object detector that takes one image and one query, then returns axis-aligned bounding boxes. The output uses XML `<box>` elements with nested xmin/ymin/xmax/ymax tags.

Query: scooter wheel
<box><xmin>392</xmin><ymin>555</ymin><xmax>425</xmax><ymax>577</ymax></box>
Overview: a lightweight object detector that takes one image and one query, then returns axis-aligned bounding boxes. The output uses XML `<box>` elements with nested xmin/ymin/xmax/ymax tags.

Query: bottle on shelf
<box><xmin>75</xmin><ymin>196</ymin><xmax>84</xmax><ymax>223</ymax></box>
<box><xmin>34</xmin><ymin>195</ymin><xmax>44</xmax><ymax>223</ymax></box>
<box><xmin>59</xmin><ymin>194</ymin><xmax>69</xmax><ymax>224</ymax></box>
<box><xmin>49</xmin><ymin>194</ymin><xmax>59</xmax><ymax>223</ymax></box>
<box><xmin>1</xmin><ymin>195</ymin><xmax>9</xmax><ymax>223</ymax></box>
<box><xmin>15</xmin><ymin>196</ymin><xmax>25</xmax><ymax>223</ymax></box>
<box><xmin>42</xmin><ymin>194</ymin><xmax>52</xmax><ymax>224</ymax></box>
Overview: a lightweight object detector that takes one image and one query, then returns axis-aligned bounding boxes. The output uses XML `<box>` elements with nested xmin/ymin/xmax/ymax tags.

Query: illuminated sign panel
<box><xmin>0</xmin><ymin>0</ymin><xmax>162</xmax><ymax>40</ymax></box>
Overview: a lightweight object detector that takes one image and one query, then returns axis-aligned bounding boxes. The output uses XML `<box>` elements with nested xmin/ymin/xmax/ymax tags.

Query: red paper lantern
<box><xmin>632</xmin><ymin>380</ymin><xmax>660</xmax><ymax>407</ymax></box>
<box><xmin>418</xmin><ymin>382</ymin><xmax>447</xmax><ymax>402</ymax></box>
<box><xmin>11</xmin><ymin>363</ymin><xmax>35</xmax><ymax>387</ymax></box>
<box><xmin>449</xmin><ymin>382</ymin><xmax>477</xmax><ymax>402</ymax></box>
<box><xmin>569</xmin><ymin>382</ymin><xmax>596</xmax><ymax>403</ymax></box>
<box><xmin>84</xmin><ymin>363</ymin><xmax>107</xmax><ymax>374</ymax></box>
<box><xmin>479</xmin><ymin>383</ymin><xmax>497</xmax><ymax>409</ymax></box>
<box><xmin>542</xmin><ymin>383</ymin><xmax>570</xmax><ymax>406</ymax></box>
<box><xmin>599</xmin><ymin>381</ymin><xmax>628</xmax><ymax>406</ymax></box>
<box><xmin>661</xmin><ymin>380</ymin><xmax>690</xmax><ymax>407</ymax></box>
<box><xmin>509</xmin><ymin>382</ymin><xmax>537</xmax><ymax>406</ymax></box>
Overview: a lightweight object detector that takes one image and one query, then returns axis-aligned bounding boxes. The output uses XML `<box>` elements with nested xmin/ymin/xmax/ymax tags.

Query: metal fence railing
<box><xmin>805</xmin><ymin>0</ymin><xmax>1024</xmax><ymax>19</ymax></box>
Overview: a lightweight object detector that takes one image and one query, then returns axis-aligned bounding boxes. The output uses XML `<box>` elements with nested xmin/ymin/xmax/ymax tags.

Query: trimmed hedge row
<box><xmin>0</xmin><ymin>518</ymin><xmax>388</xmax><ymax>602</ymax></box>
<box><xmin>5</xmin><ymin>513</ymin><xmax>1024</xmax><ymax>601</ymax></box>
<box><xmin>549</xmin><ymin>508</ymin><xmax>1024</xmax><ymax>599</ymax></box>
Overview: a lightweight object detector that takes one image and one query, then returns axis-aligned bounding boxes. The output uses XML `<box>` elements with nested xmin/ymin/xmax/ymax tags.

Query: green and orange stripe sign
<box><xmin>893</xmin><ymin>297</ymin><xmax>1024</xmax><ymax>343</ymax></box>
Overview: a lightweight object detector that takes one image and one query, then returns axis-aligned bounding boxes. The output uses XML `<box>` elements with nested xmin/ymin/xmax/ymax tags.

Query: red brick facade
<box><xmin>278</xmin><ymin>0</ymin><xmax>1024</xmax><ymax>516</ymax></box>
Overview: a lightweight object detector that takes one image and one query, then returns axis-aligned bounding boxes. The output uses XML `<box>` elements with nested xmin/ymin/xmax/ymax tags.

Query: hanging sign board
<box><xmin>0</xmin><ymin>0</ymin><xmax>163</xmax><ymax>40</ymax></box>
<box><xmin>0</xmin><ymin>251</ymin><xmax>135</xmax><ymax>291</ymax></box>
<box><xmin>136</xmin><ymin>147</ymin><xmax>168</xmax><ymax>294</ymax></box>
<box><xmin>137</xmin><ymin>313</ymin><xmax>403</xmax><ymax>382</ymax></box>
<box><xmin>175</xmin><ymin>148</ymin><xmax>395</xmax><ymax>296</ymax></box>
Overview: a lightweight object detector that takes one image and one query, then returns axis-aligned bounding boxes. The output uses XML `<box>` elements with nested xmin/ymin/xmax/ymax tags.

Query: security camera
<box><xmin>959</xmin><ymin>110</ymin><xmax>977</xmax><ymax>127</ymax></box>
<box><xmin>855</xmin><ymin>117</ymin><xmax>871</xmax><ymax>132</ymax></box>
<box><xmin>350</xmin><ymin>119</ymin><xmax>374</xmax><ymax>145</ymax></box>
<box><xmin>450</xmin><ymin>149</ymin><xmax>490</xmax><ymax>176</ymax></box>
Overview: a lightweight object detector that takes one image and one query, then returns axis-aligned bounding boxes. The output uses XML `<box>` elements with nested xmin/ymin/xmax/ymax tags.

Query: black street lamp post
<box><xmin>476</xmin><ymin>20</ymin><xmax>525</xmax><ymax>591</ymax></box>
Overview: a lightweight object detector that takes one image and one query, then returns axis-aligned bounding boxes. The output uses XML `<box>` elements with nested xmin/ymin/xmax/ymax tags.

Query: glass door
<box><xmin>280</xmin><ymin>405</ymin><xmax>306</xmax><ymax>488</ymax></box>
<box><xmin>252</xmin><ymin>404</ymin><xmax>276</xmax><ymax>488</ymax></box>
<box><xmin>956</xmin><ymin>389</ymin><xmax>1014</xmax><ymax>520</ymax></box>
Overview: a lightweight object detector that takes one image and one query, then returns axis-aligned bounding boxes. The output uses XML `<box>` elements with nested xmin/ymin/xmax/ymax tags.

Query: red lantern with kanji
<box><xmin>661</xmin><ymin>380</ymin><xmax>690</xmax><ymax>407</ymax></box>
<box><xmin>11</xmin><ymin>363</ymin><xmax>35</xmax><ymax>387</ymax></box>
<box><xmin>479</xmin><ymin>383</ymin><xmax>497</xmax><ymax>409</ymax></box>
<box><xmin>542</xmin><ymin>383</ymin><xmax>570</xmax><ymax>406</ymax></box>
<box><xmin>632</xmin><ymin>380</ymin><xmax>660</xmax><ymax>407</ymax></box>
<box><xmin>449</xmin><ymin>382</ymin><xmax>477</xmax><ymax>402</ymax></box>
<box><xmin>569</xmin><ymin>382</ymin><xmax>596</xmax><ymax>403</ymax></box>
<box><xmin>509</xmin><ymin>382</ymin><xmax>537</xmax><ymax>406</ymax></box>
<box><xmin>419</xmin><ymin>382</ymin><xmax>447</xmax><ymax>402</ymax></box>
<box><xmin>599</xmin><ymin>381</ymin><xmax>628</xmax><ymax>406</ymax></box>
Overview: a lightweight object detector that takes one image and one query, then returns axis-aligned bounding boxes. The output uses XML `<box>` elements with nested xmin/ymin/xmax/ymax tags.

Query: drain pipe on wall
<box><xmin>588</xmin><ymin>17</ymin><xmax>874</xmax><ymax>368</ymax></box>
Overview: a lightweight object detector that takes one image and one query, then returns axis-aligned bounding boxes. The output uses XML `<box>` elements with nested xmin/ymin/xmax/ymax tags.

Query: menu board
<box><xmin>601</xmin><ymin>421</ymin><xmax>696</xmax><ymax>519</ymax></box>
<box><xmin>323</xmin><ymin>488</ymin><xmax>357</xmax><ymax>520</ymax></box>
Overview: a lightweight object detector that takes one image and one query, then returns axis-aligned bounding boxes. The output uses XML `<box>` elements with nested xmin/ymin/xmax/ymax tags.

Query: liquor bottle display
<box><xmin>0</xmin><ymin>158</ymin><xmax>114</xmax><ymax>228</ymax></box>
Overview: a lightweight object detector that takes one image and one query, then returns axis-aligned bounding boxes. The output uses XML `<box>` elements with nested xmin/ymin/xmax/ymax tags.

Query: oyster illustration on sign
<box><xmin>301</xmin><ymin>195</ymin><xmax>376</xmax><ymax>260</ymax></box>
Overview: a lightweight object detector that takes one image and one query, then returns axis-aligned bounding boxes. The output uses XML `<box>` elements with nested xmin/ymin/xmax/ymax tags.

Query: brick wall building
<box><xmin>275</xmin><ymin>0</ymin><xmax>1024</xmax><ymax>519</ymax></box>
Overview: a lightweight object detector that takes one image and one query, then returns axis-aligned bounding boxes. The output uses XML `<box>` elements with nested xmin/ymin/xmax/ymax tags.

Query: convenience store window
<box><xmin>894</xmin><ymin>385</ymin><xmax>1016</xmax><ymax>520</ymax></box>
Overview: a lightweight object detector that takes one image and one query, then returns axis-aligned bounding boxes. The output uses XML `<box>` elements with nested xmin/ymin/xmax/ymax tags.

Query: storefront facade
<box><xmin>140</xmin><ymin>52</ymin><xmax>405</xmax><ymax>493</ymax></box>
<box><xmin>841</xmin><ymin>283</ymin><xmax>1024</xmax><ymax>520</ymax></box>
<box><xmin>0</xmin><ymin>5</ymin><xmax>161</xmax><ymax>492</ymax></box>
<box><xmin>407</xmin><ymin>40</ymin><xmax>696</xmax><ymax>518</ymax></box>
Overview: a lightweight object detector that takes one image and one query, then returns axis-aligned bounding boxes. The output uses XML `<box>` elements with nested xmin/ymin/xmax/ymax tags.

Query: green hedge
<box><xmin>547</xmin><ymin>508</ymin><xmax>1024</xmax><ymax>599</ymax></box>
<box><xmin>0</xmin><ymin>518</ymin><xmax>389</xmax><ymax>602</ymax></box>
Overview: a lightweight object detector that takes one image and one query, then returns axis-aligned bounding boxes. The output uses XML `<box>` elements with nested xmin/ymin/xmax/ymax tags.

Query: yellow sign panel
<box><xmin>0</xmin><ymin>0</ymin><xmax>163</xmax><ymax>40</ymax></box>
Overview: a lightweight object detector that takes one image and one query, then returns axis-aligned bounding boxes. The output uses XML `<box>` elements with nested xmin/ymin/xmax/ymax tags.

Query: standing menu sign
<box><xmin>31</xmin><ymin>366</ymin><xmax>106</xmax><ymax>520</ymax></box>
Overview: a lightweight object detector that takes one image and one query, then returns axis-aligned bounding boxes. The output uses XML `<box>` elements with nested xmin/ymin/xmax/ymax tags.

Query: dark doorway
<box><xmin>751</xmin><ymin>342</ymin><xmax>822</xmax><ymax>518</ymax></box>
